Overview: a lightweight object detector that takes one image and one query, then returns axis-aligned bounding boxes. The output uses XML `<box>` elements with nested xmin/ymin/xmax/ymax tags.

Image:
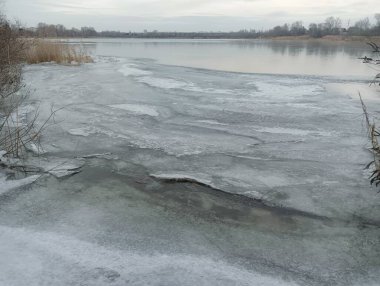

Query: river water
<box><xmin>80</xmin><ymin>38</ymin><xmax>373</xmax><ymax>76</ymax></box>
<box><xmin>1</xmin><ymin>39</ymin><xmax>380</xmax><ymax>285</ymax></box>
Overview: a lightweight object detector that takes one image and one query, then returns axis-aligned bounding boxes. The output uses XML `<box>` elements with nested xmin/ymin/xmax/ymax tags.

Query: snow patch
<box><xmin>69</xmin><ymin>126</ymin><xmax>130</xmax><ymax>141</ymax></box>
<box><xmin>138</xmin><ymin>76</ymin><xmax>191</xmax><ymax>90</ymax></box>
<box><xmin>108</xmin><ymin>104</ymin><xmax>159</xmax><ymax>117</ymax></box>
<box><xmin>118</xmin><ymin>64</ymin><xmax>152</xmax><ymax>77</ymax></box>
<box><xmin>26</xmin><ymin>158</ymin><xmax>85</xmax><ymax>178</ymax></box>
<box><xmin>46</xmin><ymin>159</ymin><xmax>84</xmax><ymax>178</ymax></box>
<box><xmin>137</xmin><ymin>76</ymin><xmax>235</xmax><ymax>95</ymax></box>
<box><xmin>81</xmin><ymin>153</ymin><xmax>119</xmax><ymax>160</ymax></box>
<box><xmin>0</xmin><ymin>226</ymin><xmax>299</xmax><ymax>286</ymax></box>
<box><xmin>196</xmin><ymin>120</ymin><xmax>229</xmax><ymax>126</ymax></box>
<box><xmin>0</xmin><ymin>173</ymin><xmax>39</xmax><ymax>195</ymax></box>
<box><xmin>68</xmin><ymin>128</ymin><xmax>92</xmax><ymax>137</ymax></box>
<box><xmin>26</xmin><ymin>143</ymin><xmax>46</xmax><ymax>155</ymax></box>
<box><xmin>6</xmin><ymin>105</ymin><xmax>35</xmax><ymax>127</ymax></box>
<box><xmin>254</xmin><ymin>126</ymin><xmax>332</xmax><ymax>137</ymax></box>
<box><xmin>0</xmin><ymin>150</ymin><xmax>6</xmax><ymax>160</ymax></box>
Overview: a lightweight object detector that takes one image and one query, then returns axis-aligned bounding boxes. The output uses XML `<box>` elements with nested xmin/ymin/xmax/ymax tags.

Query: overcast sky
<box><xmin>4</xmin><ymin>0</ymin><xmax>380</xmax><ymax>32</ymax></box>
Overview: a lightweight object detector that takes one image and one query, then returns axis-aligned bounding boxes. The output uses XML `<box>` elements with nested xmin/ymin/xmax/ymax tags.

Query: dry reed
<box><xmin>0</xmin><ymin>18</ymin><xmax>64</xmax><ymax>158</ymax></box>
<box><xmin>26</xmin><ymin>40</ymin><xmax>93</xmax><ymax>65</ymax></box>
<box><xmin>360</xmin><ymin>42</ymin><xmax>380</xmax><ymax>189</ymax></box>
<box><xmin>360</xmin><ymin>94</ymin><xmax>380</xmax><ymax>189</ymax></box>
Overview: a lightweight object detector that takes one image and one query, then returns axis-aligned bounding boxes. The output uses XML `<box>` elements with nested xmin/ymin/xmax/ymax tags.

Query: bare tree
<box><xmin>0</xmin><ymin>13</ymin><xmax>42</xmax><ymax>157</ymax></box>
<box><xmin>355</xmin><ymin>18</ymin><xmax>371</xmax><ymax>31</ymax></box>
<box><xmin>375</xmin><ymin>14</ymin><xmax>380</xmax><ymax>27</ymax></box>
<box><xmin>324</xmin><ymin>16</ymin><xmax>342</xmax><ymax>34</ymax></box>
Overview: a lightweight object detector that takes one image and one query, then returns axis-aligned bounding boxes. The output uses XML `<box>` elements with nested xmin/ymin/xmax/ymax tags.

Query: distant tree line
<box><xmin>20</xmin><ymin>14</ymin><xmax>380</xmax><ymax>39</ymax></box>
<box><xmin>266</xmin><ymin>15</ymin><xmax>380</xmax><ymax>38</ymax></box>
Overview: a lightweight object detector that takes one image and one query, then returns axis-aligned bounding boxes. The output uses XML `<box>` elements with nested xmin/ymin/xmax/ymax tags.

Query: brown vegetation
<box><xmin>1</xmin><ymin>12</ymin><xmax>93</xmax><ymax>158</ymax></box>
<box><xmin>360</xmin><ymin>41</ymin><xmax>380</xmax><ymax>189</ymax></box>
<box><xmin>270</xmin><ymin>35</ymin><xmax>380</xmax><ymax>42</ymax></box>
<box><xmin>26</xmin><ymin>40</ymin><xmax>93</xmax><ymax>65</ymax></box>
<box><xmin>360</xmin><ymin>95</ymin><xmax>380</xmax><ymax>189</ymax></box>
<box><xmin>0</xmin><ymin>15</ymin><xmax>32</xmax><ymax>157</ymax></box>
<box><xmin>0</xmin><ymin>16</ymin><xmax>63</xmax><ymax>158</ymax></box>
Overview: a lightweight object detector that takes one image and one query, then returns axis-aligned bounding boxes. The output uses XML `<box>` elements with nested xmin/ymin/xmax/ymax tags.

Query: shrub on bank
<box><xmin>0</xmin><ymin>15</ymin><xmax>31</xmax><ymax>157</ymax></box>
<box><xmin>1</xmin><ymin>13</ymin><xmax>93</xmax><ymax>157</ymax></box>
<box><xmin>360</xmin><ymin>42</ymin><xmax>380</xmax><ymax>189</ymax></box>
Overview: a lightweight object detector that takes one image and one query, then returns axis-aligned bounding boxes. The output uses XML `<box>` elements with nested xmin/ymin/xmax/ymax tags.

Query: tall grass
<box><xmin>26</xmin><ymin>40</ymin><xmax>93</xmax><ymax>65</ymax></box>
<box><xmin>360</xmin><ymin>94</ymin><xmax>380</xmax><ymax>189</ymax></box>
<box><xmin>360</xmin><ymin>42</ymin><xmax>380</xmax><ymax>190</ymax></box>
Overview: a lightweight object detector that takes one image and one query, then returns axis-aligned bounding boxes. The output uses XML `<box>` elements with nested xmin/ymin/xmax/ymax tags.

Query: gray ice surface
<box><xmin>0</xmin><ymin>56</ymin><xmax>379</xmax><ymax>285</ymax></box>
<box><xmin>22</xmin><ymin>57</ymin><xmax>380</xmax><ymax>220</ymax></box>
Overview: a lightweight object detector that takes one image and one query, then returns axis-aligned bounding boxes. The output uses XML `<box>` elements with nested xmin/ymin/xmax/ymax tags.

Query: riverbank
<box><xmin>268</xmin><ymin>35</ymin><xmax>380</xmax><ymax>42</ymax></box>
<box><xmin>27</xmin><ymin>34</ymin><xmax>380</xmax><ymax>43</ymax></box>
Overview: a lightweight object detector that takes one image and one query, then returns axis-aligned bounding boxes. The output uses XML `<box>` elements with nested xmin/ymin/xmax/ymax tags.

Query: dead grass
<box><xmin>360</xmin><ymin>94</ymin><xmax>380</xmax><ymax>189</ymax></box>
<box><xmin>26</xmin><ymin>40</ymin><xmax>93</xmax><ymax>65</ymax></box>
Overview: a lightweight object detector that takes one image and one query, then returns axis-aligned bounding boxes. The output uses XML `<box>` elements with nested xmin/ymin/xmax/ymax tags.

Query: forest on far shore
<box><xmin>18</xmin><ymin>15</ymin><xmax>380</xmax><ymax>39</ymax></box>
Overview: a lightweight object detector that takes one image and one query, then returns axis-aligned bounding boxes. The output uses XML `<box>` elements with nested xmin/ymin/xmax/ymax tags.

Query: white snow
<box><xmin>0</xmin><ymin>225</ymin><xmax>299</xmax><ymax>286</ymax></box>
<box><xmin>47</xmin><ymin>160</ymin><xmax>84</xmax><ymax>178</ymax></box>
<box><xmin>138</xmin><ymin>76</ymin><xmax>192</xmax><ymax>90</ymax></box>
<box><xmin>81</xmin><ymin>153</ymin><xmax>119</xmax><ymax>160</ymax></box>
<box><xmin>25</xmin><ymin>157</ymin><xmax>85</xmax><ymax>178</ymax></box>
<box><xmin>108</xmin><ymin>104</ymin><xmax>159</xmax><ymax>117</ymax></box>
<box><xmin>118</xmin><ymin>64</ymin><xmax>152</xmax><ymax>76</ymax></box>
<box><xmin>6</xmin><ymin>105</ymin><xmax>35</xmax><ymax>128</ymax></box>
<box><xmin>253</xmin><ymin>126</ymin><xmax>332</xmax><ymax>137</ymax></box>
<box><xmin>0</xmin><ymin>173</ymin><xmax>40</xmax><ymax>195</ymax></box>
<box><xmin>68</xmin><ymin>128</ymin><xmax>92</xmax><ymax>137</ymax></box>
<box><xmin>196</xmin><ymin>119</ymin><xmax>229</xmax><ymax>126</ymax></box>
<box><xmin>0</xmin><ymin>150</ymin><xmax>6</xmax><ymax>160</ymax></box>
<box><xmin>26</xmin><ymin>143</ymin><xmax>47</xmax><ymax>155</ymax></box>
<box><xmin>118</xmin><ymin>63</ymin><xmax>235</xmax><ymax>94</ymax></box>
<box><xmin>136</xmin><ymin>75</ymin><xmax>237</xmax><ymax>94</ymax></box>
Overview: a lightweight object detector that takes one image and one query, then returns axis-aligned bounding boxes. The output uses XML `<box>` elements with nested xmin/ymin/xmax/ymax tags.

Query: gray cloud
<box><xmin>4</xmin><ymin>0</ymin><xmax>380</xmax><ymax>31</ymax></box>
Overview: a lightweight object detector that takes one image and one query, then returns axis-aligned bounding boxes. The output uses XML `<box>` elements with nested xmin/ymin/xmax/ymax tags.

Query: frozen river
<box><xmin>1</xmin><ymin>39</ymin><xmax>380</xmax><ymax>285</ymax></box>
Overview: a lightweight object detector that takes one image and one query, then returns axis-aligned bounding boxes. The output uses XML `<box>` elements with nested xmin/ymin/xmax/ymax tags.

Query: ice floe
<box><xmin>21</xmin><ymin>56</ymin><xmax>380</xmax><ymax>220</ymax></box>
<box><xmin>108</xmin><ymin>104</ymin><xmax>159</xmax><ymax>117</ymax></box>
<box><xmin>25</xmin><ymin>157</ymin><xmax>85</xmax><ymax>178</ymax></box>
<box><xmin>0</xmin><ymin>173</ymin><xmax>40</xmax><ymax>195</ymax></box>
<box><xmin>118</xmin><ymin>64</ymin><xmax>152</xmax><ymax>76</ymax></box>
<box><xmin>68</xmin><ymin>128</ymin><xmax>92</xmax><ymax>137</ymax></box>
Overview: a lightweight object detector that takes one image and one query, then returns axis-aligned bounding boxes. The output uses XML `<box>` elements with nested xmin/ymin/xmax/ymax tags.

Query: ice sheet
<box><xmin>9</xmin><ymin>45</ymin><xmax>380</xmax><ymax>286</ymax></box>
<box><xmin>22</xmin><ymin>59</ymin><xmax>379</xmax><ymax>220</ymax></box>
<box><xmin>0</xmin><ymin>225</ymin><xmax>299</xmax><ymax>286</ymax></box>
